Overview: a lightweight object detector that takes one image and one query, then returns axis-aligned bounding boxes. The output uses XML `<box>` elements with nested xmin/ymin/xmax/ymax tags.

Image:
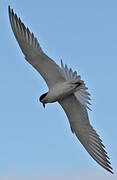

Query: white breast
<box><xmin>44</xmin><ymin>81</ymin><xmax>78</xmax><ymax>103</ymax></box>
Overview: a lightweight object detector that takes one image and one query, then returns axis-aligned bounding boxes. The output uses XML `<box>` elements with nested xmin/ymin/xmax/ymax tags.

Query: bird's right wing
<box><xmin>59</xmin><ymin>94</ymin><xmax>113</xmax><ymax>174</ymax></box>
<box><xmin>8</xmin><ymin>6</ymin><xmax>65</xmax><ymax>88</ymax></box>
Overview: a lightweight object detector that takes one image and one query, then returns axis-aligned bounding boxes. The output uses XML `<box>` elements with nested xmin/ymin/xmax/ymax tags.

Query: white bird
<box><xmin>8</xmin><ymin>6</ymin><xmax>113</xmax><ymax>174</ymax></box>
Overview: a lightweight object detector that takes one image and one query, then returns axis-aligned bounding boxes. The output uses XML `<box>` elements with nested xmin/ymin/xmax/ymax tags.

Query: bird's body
<box><xmin>41</xmin><ymin>80</ymin><xmax>82</xmax><ymax>103</ymax></box>
<box><xmin>8</xmin><ymin>6</ymin><xmax>113</xmax><ymax>174</ymax></box>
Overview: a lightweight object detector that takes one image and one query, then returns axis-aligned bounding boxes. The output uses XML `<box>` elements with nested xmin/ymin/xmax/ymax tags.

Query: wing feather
<box><xmin>8</xmin><ymin>6</ymin><xmax>65</xmax><ymax>88</ymax></box>
<box><xmin>59</xmin><ymin>95</ymin><xmax>113</xmax><ymax>174</ymax></box>
<box><xmin>61</xmin><ymin>60</ymin><xmax>91</xmax><ymax>110</ymax></box>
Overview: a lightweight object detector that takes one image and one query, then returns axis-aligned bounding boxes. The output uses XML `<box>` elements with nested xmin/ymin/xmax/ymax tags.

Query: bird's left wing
<box><xmin>8</xmin><ymin>6</ymin><xmax>65</xmax><ymax>88</ymax></box>
<box><xmin>59</xmin><ymin>94</ymin><xmax>113</xmax><ymax>174</ymax></box>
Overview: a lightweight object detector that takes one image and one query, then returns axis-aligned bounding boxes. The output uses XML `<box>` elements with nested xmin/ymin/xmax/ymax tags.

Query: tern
<box><xmin>8</xmin><ymin>6</ymin><xmax>113</xmax><ymax>174</ymax></box>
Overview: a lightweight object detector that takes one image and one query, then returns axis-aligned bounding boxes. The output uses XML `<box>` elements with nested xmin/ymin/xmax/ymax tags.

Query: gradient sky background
<box><xmin>0</xmin><ymin>0</ymin><xmax>117</xmax><ymax>179</ymax></box>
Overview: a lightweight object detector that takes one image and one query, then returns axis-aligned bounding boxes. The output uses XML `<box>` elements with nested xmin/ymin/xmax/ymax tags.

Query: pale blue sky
<box><xmin>0</xmin><ymin>0</ymin><xmax>117</xmax><ymax>179</ymax></box>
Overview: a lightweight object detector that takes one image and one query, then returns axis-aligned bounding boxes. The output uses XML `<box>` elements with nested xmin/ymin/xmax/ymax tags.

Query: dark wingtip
<box><xmin>108</xmin><ymin>168</ymin><xmax>114</xmax><ymax>174</ymax></box>
<box><xmin>8</xmin><ymin>5</ymin><xmax>14</xmax><ymax>16</ymax></box>
<box><xmin>8</xmin><ymin>5</ymin><xmax>10</xmax><ymax>14</ymax></box>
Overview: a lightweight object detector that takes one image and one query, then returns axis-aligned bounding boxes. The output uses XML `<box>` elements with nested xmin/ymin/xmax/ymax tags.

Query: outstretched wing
<box><xmin>8</xmin><ymin>6</ymin><xmax>65</xmax><ymax>88</ymax></box>
<box><xmin>59</xmin><ymin>95</ymin><xmax>113</xmax><ymax>174</ymax></box>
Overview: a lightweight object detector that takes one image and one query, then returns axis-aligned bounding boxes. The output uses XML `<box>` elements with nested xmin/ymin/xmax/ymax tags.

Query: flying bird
<box><xmin>8</xmin><ymin>6</ymin><xmax>113</xmax><ymax>174</ymax></box>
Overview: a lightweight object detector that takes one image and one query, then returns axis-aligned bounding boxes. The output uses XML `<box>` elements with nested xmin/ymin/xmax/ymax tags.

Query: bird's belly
<box><xmin>45</xmin><ymin>82</ymin><xmax>77</xmax><ymax>103</ymax></box>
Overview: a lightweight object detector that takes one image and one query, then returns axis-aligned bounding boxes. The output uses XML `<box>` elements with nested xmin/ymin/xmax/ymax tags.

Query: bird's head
<box><xmin>39</xmin><ymin>92</ymin><xmax>48</xmax><ymax>108</ymax></box>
